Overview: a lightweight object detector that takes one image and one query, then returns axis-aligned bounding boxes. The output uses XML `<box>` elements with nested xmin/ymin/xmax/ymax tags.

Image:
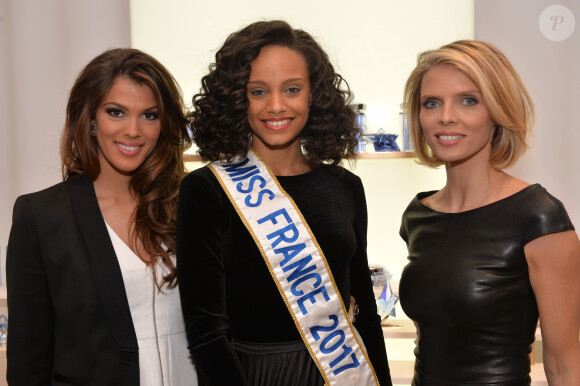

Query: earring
<box><xmin>90</xmin><ymin>122</ymin><xmax>97</xmax><ymax>137</ymax></box>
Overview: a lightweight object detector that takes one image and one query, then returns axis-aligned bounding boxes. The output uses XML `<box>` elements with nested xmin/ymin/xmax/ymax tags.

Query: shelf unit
<box><xmin>184</xmin><ymin>151</ymin><xmax>415</xmax><ymax>163</ymax></box>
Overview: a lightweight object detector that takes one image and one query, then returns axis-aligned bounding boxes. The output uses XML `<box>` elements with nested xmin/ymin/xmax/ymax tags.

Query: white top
<box><xmin>106</xmin><ymin>224</ymin><xmax>197</xmax><ymax>386</ymax></box>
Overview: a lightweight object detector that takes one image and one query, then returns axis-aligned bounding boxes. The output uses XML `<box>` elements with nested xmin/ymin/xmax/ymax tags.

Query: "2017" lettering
<box><xmin>310</xmin><ymin>315</ymin><xmax>360</xmax><ymax>375</ymax></box>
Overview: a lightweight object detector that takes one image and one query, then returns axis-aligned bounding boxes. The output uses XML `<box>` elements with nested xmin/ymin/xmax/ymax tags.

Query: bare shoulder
<box><xmin>499</xmin><ymin>173</ymin><xmax>530</xmax><ymax>198</ymax></box>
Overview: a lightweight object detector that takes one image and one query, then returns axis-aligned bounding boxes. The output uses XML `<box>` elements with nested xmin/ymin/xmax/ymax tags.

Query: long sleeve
<box><xmin>176</xmin><ymin>169</ymin><xmax>248</xmax><ymax>385</ymax></box>
<box><xmin>6</xmin><ymin>196</ymin><xmax>54</xmax><ymax>385</ymax></box>
<box><xmin>349</xmin><ymin>177</ymin><xmax>393</xmax><ymax>386</ymax></box>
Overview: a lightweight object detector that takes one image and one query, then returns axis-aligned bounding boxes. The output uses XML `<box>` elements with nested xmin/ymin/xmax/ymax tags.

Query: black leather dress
<box><xmin>399</xmin><ymin>184</ymin><xmax>574</xmax><ymax>385</ymax></box>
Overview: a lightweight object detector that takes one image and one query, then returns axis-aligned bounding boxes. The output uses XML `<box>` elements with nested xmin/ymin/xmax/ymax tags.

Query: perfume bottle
<box><xmin>351</xmin><ymin>103</ymin><xmax>367</xmax><ymax>152</ymax></box>
<box><xmin>0</xmin><ymin>314</ymin><xmax>7</xmax><ymax>348</ymax></box>
<box><xmin>399</xmin><ymin>104</ymin><xmax>412</xmax><ymax>151</ymax></box>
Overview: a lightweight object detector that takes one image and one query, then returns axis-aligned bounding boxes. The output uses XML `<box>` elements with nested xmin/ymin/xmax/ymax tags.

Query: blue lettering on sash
<box><xmin>266</xmin><ymin>223</ymin><xmax>299</xmax><ymax>248</ymax></box>
<box><xmin>282</xmin><ymin>255</ymin><xmax>316</xmax><ymax>281</ymax></box>
<box><xmin>310</xmin><ymin>315</ymin><xmax>362</xmax><ymax>375</ymax></box>
<box><xmin>223</xmin><ymin>159</ymin><xmax>274</xmax><ymax>207</ymax></box>
<box><xmin>259</xmin><ymin>209</ymin><xmax>331</xmax><ymax>314</ymax></box>
<box><xmin>258</xmin><ymin>208</ymin><xmax>292</xmax><ymax>225</ymax></box>
<box><xmin>281</xmin><ymin>256</ymin><xmax>328</xmax><ymax>310</ymax></box>
<box><xmin>290</xmin><ymin>272</ymin><xmax>322</xmax><ymax>296</ymax></box>
<box><xmin>236</xmin><ymin>175</ymin><xmax>266</xmax><ymax>193</ymax></box>
<box><xmin>297</xmin><ymin>286</ymin><xmax>330</xmax><ymax>314</ymax></box>
<box><xmin>245</xmin><ymin>189</ymin><xmax>275</xmax><ymax>207</ymax></box>
<box><xmin>231</xmin><ymin>168</ymin><xmax>260</xmax><ymax>182</ymax></box>
<box><xmin>274</xmin><ymin>243</ymin><xmax>306</xmax><ymax>267</ymax></box>
<box><xmin>223</xmin><ymin>158</ymin><xmax>260</xmax><ymax>182</ymax></box>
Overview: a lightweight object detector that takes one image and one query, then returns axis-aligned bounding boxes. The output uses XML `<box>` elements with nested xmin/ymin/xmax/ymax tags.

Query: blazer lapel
<box><xmin>68</xmin><ymin>175</ymin><xmax>138</xmax><ymax>351</ymax></box>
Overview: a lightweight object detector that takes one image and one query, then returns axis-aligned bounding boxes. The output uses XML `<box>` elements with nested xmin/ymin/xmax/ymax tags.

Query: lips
<box><xmin>115</xmin><ymin>142</ymin><xmax>143</xmax><ymax>155</ymax></box>
<box><xmin>437</xmin><ymin>135</ymin><xmax>465</xmax><ymax>141</ymax></box>
<box><xmin>262</xmin><ymin>118</ymin><xmax>293</xmax><ymax>130</ymax></box>
<box><xmin>435</xmin><ymin>133</ymin><xmax>465</xmax><ymax>145</ymax></box>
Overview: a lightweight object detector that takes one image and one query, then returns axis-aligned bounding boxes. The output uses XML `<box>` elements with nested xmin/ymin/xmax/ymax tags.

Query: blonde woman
<box><xmin>399</xmin><ymin>40</ymin><xmax>580</xmax><ymax>385</ymax></box>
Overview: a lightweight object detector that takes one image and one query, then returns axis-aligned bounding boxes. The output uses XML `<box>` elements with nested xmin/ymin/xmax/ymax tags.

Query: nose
<box><xmin>439</xmin><ymin>104</ymin><xmax>457</xmax><ymax>125</ymax></box>
<box><xmin>266</xmin><ymin>93</ymin><xmax>286</xmax><ymax>114</ymax></box>
<box><xmin>124</xmin><ymin>118</ymin><xmax>141</xmax><ymax>137</ymax></box>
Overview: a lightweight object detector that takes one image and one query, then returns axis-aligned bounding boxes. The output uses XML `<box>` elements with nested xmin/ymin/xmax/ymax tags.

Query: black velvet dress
<box><xmin>177</xmin><ymin>165</ymin><xmax>392</xmax><ymax>386</ymax></box>
<box><xmin>399</xmin><ymin>184</ymin><xmax>575</xmax><ymax>385</ymax></box>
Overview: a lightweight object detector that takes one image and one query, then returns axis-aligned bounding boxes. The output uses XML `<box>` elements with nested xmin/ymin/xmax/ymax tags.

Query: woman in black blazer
<box><xmin>6</xmin><ymin>48</ymin><xmax>197</xmax><ymax>385</ymax></box>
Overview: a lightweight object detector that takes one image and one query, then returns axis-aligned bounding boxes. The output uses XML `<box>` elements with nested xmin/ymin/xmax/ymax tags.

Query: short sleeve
<box><xmin>522</xmin><ymin>186</ymin><xmax>575</xmax><ymax>245</ymax></box>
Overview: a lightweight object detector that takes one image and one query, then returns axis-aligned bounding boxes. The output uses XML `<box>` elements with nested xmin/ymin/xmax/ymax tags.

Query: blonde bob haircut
<box><xmin>403</xmin><ymin>40</ymin><xmax>534</xmax><ymax>169</ymax></box>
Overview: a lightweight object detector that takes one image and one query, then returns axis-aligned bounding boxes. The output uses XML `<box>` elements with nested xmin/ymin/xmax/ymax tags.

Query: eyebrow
<box><xmin>247</xmin><ymin>77</ymin><xmax>307</xmax><ymax>86</ymax></box>
<box><xmin>420</xmin><ymin>89</ymin><xmax>482</xmax><ymax>99</ymax></box>
<box><xmin>101</xmin><ymin>101</ymin><xmax>159</xmax><ymax>111</ymax></box>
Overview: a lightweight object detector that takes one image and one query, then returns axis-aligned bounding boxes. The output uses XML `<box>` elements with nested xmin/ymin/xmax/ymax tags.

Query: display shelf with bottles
<box><xmin>184</xmin><ymin>151</ymin><xmax>415</xmax><ymax>163</ymax></box>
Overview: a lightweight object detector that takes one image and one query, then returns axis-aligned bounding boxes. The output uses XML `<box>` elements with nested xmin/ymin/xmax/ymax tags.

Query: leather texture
<box><xmin>399</xmin><ymin>184</ymin><xmax>574</xmax><ymax>385</ymax></box>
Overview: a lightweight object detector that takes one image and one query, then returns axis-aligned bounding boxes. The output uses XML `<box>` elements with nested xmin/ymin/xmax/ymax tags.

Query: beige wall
<box><xmin>475</xmin><ymin>0</ymin><xmax>580</xmax><ymax>227</ymax></box>
<box><xmin>0</xmin><ymin>0</ymin><xmax>131</xmax><ymax>249</ymax></box>
<box><xmin>131</xmin><ymin>0</ymin><xmax>474</xmax><ymax>137</ymax></box>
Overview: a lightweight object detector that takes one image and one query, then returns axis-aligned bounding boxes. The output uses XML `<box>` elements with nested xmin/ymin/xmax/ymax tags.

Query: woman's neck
<box><xmin>251</xmin><ymin>142</ymin><xmax>312</xmax><ymax>176</ymax></box>
<box><xmin>93</xmin><ymin>170</ymin><xmax>150</xmax><ymax>262</ymax></box>
<box><xmin>427</xmin><ymin>156</ymin><xmax>524</xmax><ymax>213</ymax></box>
<box><xmin>93</xmin><ymin>167</ymin><xmax>134</xmax><ymax>204</ymax></box>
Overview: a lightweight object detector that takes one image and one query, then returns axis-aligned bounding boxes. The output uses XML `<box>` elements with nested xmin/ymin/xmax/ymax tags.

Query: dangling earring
<box><xmin>90</xmin><ymin>122</ymin><xmax>97</xmax><ymax>137</ymax></box>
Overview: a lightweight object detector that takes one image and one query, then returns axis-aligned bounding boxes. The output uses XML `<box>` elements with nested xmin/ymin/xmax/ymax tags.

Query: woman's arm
<box><xmin>6</xmin><ymin>196</ymin><xmax>54</xmax><ymax>385</ymax></box>
<box><xmin>176</xmin><ymin>170</ymin><xmax>248</xmax><ymax>385</ymax></box>
<box><xmin>525</xmin><ymin>230</ymin><xmax>580</xmax><ymax>385</ymax></box>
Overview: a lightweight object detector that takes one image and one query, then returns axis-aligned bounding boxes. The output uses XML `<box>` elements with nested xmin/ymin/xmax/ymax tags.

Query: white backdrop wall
<box><xmin>131</xmin><ymin>0</ymin><xmax>474</xmax><ymax>136</ymax></box>
<box><xmin>0</xmin><ymin>0</ymin><xmax>132</xmax><ymax>247</ymax></box>
<box><xmin>475</xmin><ymin>0</ymin><xmax>580</xmax><ymax>228</ymax></box>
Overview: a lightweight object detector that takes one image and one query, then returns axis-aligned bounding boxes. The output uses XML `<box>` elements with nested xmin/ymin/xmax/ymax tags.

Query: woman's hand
<box><xmin>350</xmin><ymin>295</ymin><xmax>359</xmax><ymax>323</ymax></box>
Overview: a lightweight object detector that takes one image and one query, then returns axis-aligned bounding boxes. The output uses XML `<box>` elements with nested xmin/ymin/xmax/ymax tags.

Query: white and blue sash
<box><xmin>209</xmin><ymin>149</ymin><xmax>379</xmax><ymax>386</ymax></box>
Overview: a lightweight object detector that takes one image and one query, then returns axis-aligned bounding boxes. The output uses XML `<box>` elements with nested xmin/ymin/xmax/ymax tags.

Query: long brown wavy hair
<box><xmin>60</xmin><ymin>48</ymin><xmax>192</xmax><ymax>288</ymax></box>
<box><xmin>191</xmin><ymin>20</ymin><xmax>357</xmax><ymax>166</ymax></box>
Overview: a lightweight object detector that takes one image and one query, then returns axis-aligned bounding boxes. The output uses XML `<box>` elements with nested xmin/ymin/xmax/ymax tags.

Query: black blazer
<box><xmin>6</xmin><ymin>174</ymin><xmax>139</xmax><ymax>385</ymax></box>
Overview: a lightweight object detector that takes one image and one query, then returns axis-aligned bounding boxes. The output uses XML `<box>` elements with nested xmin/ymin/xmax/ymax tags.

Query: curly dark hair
<box><xmin>61</xmin><ymin>48</ymin><xmax>192</xmax><ymax>288</ymax></box>
<box><xmin>190</xmin><ymin>20</ymin><xmax>357</xmax><ymax>166</ymax></box>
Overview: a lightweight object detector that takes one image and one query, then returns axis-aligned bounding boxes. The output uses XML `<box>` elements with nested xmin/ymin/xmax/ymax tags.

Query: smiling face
<box><xmin>246</xmin><ymin>45</ymin><xmax>311</xmax><ymax>154</ymax></box>
<box><xmin>419</xmin><ymin>65</ymin><xmax>495</xmax><ymax>166</ymax></box>
<box><xmin>95</xmin><ymin>77</ymin><xmax>161</xmax><ymax>179</ymax></box>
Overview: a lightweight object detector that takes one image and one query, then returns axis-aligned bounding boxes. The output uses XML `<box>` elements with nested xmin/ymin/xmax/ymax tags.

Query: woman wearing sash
<box><xmin>399</xmin><ymin>40</ymin><xmax>580</xmax><ymax>385</ymax></box>
<box><xmin>7</xmin><ymin>48</ymin><xmax>198</xmax><ymax>385</ymax></box>
<box><xmin>177</xmin><ymin>20</ymin><xmax>392</xmax><ymax>386</ymax></box>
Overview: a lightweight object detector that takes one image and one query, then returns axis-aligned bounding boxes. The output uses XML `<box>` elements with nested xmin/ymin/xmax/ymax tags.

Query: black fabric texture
<box><xmin>177</xmin><ymin>165</ymin><xmax>392</xmax><ymax>386</ymax></box>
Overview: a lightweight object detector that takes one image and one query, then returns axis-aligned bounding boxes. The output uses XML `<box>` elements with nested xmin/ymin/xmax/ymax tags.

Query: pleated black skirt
<box><xmin>232</xmin><ymin>339</ymin><xmax>325</xmax><ymax>386</ymax></box>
